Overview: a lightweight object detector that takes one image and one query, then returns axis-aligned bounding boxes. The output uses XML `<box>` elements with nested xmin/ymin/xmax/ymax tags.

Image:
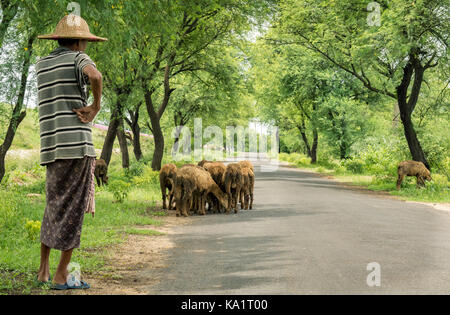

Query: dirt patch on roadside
<box><xmin>49</xmin><ymin>210</ymin><xmax>189</xmax><ymax>295</ymax></box>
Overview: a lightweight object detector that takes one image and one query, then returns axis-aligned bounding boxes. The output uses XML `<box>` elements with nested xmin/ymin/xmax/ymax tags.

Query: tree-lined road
<box><xmin>146</xmin><ymin>162</ymin><xmax>450</xmax><ymax>294</ymax></box>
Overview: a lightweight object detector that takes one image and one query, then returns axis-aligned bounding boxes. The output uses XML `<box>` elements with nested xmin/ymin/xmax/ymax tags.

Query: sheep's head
<box><xmin>220</xmin><ymin>195</ymin><xmax>229</xmax><ymax>210</ymax></box>
<box><xmin>422</xmin><ymin>169</ymin><xmax>432</xmax><ymax>182</ymax></box>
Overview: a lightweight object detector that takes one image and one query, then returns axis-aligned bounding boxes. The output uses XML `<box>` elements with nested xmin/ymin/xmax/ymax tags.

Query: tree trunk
<box><xmin>144</xmin><ymin>90</ymin><xmax>165</xmax><ymax>171</ymax></box>
<box><xmin>311</xmin><ymin>128</ymin><xmax>318</xmax><ymax>164</ymax></box>
<box><xmin>396</xmin><ymin>53</ymin><xmax>430</xmax><ymax>170</ymax></box>
<box><xmin>297</xmin><ymin>126</ymin><xmax>318</xmax><ymax>164</ymax></box>
<box><xmin>172</xmin><ymin>125</ymin><xmax>184</xmax><ymax>153</ymax></box>
<box><xmin>0</xmin><ymin>34</ymin><xmax>33</xmax><ymax>183</ymax></box>
<box><xmin>0</xmin><ymin>111</ymin><xmax>26</xmax><ymax>182</ymax></box>
<box><xmin>130</xmin><ymin>109</ymin><xmax>143</xmax><ymax>162</ymax></box>
<box><xmin>116</xmin><ymin>119</ymin><xmax>130</xmax><ymax>169</ymax></box>
<box><xmin>150</xmin><ymin>115</ymin><xmax>164</xmax><ymax>171</ymax></box>
<box><xmin>100</xmin><ymin>103</ymin><xmax>122</xmax><ymax>166</ymax></box>
<box><xmin>125</xmin><ymin>106</ymin><xmax>143</xmax><ymax>161</ymax></box>
<box><xmin>144</xmin><ymin>64</ymin><xmax>175</xmax><ymax>171</ymax></box>
<box><xmin>131</xmin><ymin>123</ymin><xmax>143</xmax><ymax>162</ymax></box>
<box><xmin>299</xmin><ymin>128</ymin><xmax>312</xmax><ymax>158</ymax></box>
<box><xmin>400</xmin><ymin>114</ymin><xmax>429</xmax><ymax>168</ymax></box>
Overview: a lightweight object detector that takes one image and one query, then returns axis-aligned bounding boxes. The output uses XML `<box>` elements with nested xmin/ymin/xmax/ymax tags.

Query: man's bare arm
<box><xmin>73</xmin><ymin>65</ymin><xmax>103</xmax><ymax>123</ymax></box>
<box><xmin>84</xmin><ymin>65</ymin><xmax>102</xmax><ymax>109</ymax></box>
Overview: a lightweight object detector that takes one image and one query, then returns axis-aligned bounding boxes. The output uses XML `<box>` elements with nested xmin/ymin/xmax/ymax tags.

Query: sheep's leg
<box><xmin>188</xmin><ymin>196</ymin><xmax>193</xmax><ymax>215</ymax></box>
<box><xmin>175</xmin><ymin>200</ymin><xmax>181</xmax><ymax>217</ymax></box>
<box><xmin>194</xmin><ymin>195</ymin><xmax>200</xmax><ymax>215</ymax></box>
<box><xmin>249</xmin><ymin>185</ymin><xmax>254</xmax><ymax>210</ymax></box>
<box><xmin>231</xmin><ymin>189</ymin><xmax>236</xmax><ymax>211</ymax></box>
<box><xmin>396</xmin><ymin>174</ymin><xmax>404</xmax><ymax>190</ymax></box>
<box><xmin>235</xmin><ymin>186</ymin><xmax>241</xmax><ymax>214</ymax></box>
<box><xmin>201</xmin><ymin>193</ymin><xmax>207</xmax><ymax>215</ymax></box>
<box><xmin>168</xmin><ymin>193</ymin><xmax>174</xmax><ymax>210</ymax></box>
<box><xmin>416</xmin><ymin>175</ymin><xmax>425</xmax><ymax>188</ymax></box>
<box><xmin>162</xmin><ymin>191</ymin><xmax>167</xmax><ymax>210</ymax></box>
<box><xmin>225</xmin><ymin>185</ymin><xmax>232</xmax><ymax>214</ymax></box>
<box><xmin>182</xmin><ymin>198</ymin><xmax>190</xmax><ymax>217</ymax></box>
<box><xmin>226</xmin><ymin>194</ymin><xmax>232</xmax><ymax>214</ymax></box>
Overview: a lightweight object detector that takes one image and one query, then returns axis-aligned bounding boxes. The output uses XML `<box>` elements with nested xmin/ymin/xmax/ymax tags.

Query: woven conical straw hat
<box><xmin>38</xmin><ymin>15</ymin><xmax>107</xmax><ymax>42</ymax></box>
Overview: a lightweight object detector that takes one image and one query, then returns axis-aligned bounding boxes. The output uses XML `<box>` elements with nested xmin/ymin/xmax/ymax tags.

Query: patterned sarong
<box><xmin>40</xmin><ymin>156</ymin><xmax>96</xmax><ymax>251</ymax></box>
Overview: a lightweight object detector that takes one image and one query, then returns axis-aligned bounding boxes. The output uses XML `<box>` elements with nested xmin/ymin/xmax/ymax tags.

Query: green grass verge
<box><xmin>279</xmin><ymin>153</ymin><xmax>450</xmax><ymax>203</ymax></box>
<box><xmin>0</xmin><ymin>154</ymin><xmax>165</xmax><ymax>295</ymax></box>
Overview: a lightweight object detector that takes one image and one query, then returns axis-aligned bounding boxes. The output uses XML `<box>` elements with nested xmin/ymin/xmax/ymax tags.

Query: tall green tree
<box><xmin>275</xmin><ymin>0</ymin><xmax>449</xmax><ymax>169</ymax></box>
<box><xmin>0</xmin><ymin>0</ymin><xmax>65</xmax><ymax>183</ymax></box>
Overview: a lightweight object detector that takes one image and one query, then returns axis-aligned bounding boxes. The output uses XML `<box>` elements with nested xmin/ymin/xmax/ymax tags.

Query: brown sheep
<box><xmin>239</xmin><ymin>167</ymin><xmax>255</xmax><ymax>210</ymax></box>
<box><xmin>173</xmin><ymin>166</ymin><xmax>196</xmax><ymax>217</ymax></box>
<box><xmin>396</xmin><ymin>160</ymin><xmax>432</xmax><ymax>190</ymax></box>
<box><xmin>174</xmin><ymin>166</ymin><xmax>228</xmax><ymax>217</ymax></box>
<box><xmin>94</xmin><ymin>159</ymin><xmax>109</xmax><ymax>186</ymax></box>
<box><xmin>203</xmin><ymin>162</ymin><xmax>227</xmax><ymax>213</ymax></box>
<box><xmin>198</xmin><ymin>160</ymin><xmax>213</xmax><ymax>167</ymax></box>
<box><xmin>238</xmin><ymin>160</ymin><xmax>254</xmax><ymax>173</ymax></box>
<box><xmin>159</xmin><ymin>163</ymin><xmax>177</xmax><ymax>210</ymax></box>
<box><xmin>223</xmin><ymin>163</ymin><xmax>243</xmax><ymax>214</ymax></box>
<box><xmin>194</xmin><ymin>166</ymin><xmax>229</xmax><ymax>216</ymax></box>
<box><xmin>178</xmin><ymin>164</ymin><xmax>200</xmax><ymax>211</ymax></box>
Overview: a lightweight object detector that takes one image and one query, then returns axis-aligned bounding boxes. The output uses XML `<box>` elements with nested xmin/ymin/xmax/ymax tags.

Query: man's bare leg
<box><xmin>38</xmin><ymin>243</ymin><xmax>51</xmax><ymax>282</ymax></box>
<box><xmin>53</xmin><ymin>249</ymin><xmax>73</xmax><ymax>285</ymax></box>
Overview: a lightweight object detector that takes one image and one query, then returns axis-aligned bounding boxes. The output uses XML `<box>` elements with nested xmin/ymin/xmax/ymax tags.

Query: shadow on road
<box><xmin>147</xmin><ymin>233</ymin><xmax>292</xmax><ymax>294</ymax></box>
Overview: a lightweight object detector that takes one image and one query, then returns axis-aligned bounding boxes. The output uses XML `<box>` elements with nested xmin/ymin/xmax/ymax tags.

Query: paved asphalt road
<box><xmin>145</xmin><ymin>162</ymin><xmax>450</xmax><ymax>295</ymax></box>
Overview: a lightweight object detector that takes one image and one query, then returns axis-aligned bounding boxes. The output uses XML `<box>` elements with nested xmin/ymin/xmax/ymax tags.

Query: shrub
<box><xmin>342</xmin><ymin>159</ymin><xmax>364</xmax><ymax>174</ymax></box>
<box><xmin>279</xmin><ymin>153</ymin><xmax>311</xmax><ymax>166</ymax></box>
<box><xmin>438</xmin><ymin>157</ymin><xmax>450</xmax><ymax>180</ymax></box>
<box><xmin>132</xmin><ymin>166</ymin><xmax>159</xmax><ymax>188</ymax></box>
<box><xmin>24</xmin><ymin>220</ymin><xmax>41</xmax><ymax>241</ymax></box>
<box><xmin>108</xmin><ymin>180</ymin><xmax>132</xmax><ymax>203</ymax></box>
<box><xmin>431</xmin><ymin>174</ymin><xmax>449</xmax><ymax>187</ymax></box>
<box><xmin>125</xmin><ymin>161</ymin><xmax>145</xmax><ymax>178</ymax></box>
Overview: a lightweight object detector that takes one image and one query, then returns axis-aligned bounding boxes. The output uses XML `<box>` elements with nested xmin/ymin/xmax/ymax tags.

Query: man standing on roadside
<box><xmin>36</xmin><ymin>15</ymin><xmax>107</xmax><ymax>290</ymax></box>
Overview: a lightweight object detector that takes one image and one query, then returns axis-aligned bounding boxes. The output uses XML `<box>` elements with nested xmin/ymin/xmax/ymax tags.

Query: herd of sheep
<box><xmin>159</xmin><ymin>160</ymin><xmax>255</xmax><ymax>217</ymax></box>
<box><xmin>93</xmin><ymin>157</ymin><xmax>431</xmax><ymax>218</ymax></box>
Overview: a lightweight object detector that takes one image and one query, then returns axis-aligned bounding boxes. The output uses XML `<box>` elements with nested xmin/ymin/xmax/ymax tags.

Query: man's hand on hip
<box><xmin>73</xmin><ymin>105</ymin><xmax>100</xmax><ymax>124</ymax></box>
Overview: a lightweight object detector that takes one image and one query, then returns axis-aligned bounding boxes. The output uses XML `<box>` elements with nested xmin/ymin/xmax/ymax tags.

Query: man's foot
<box><xmin>37</xmin><ymin>272</ymin><xmax>51</xmax><ymax>283</ymax></box>
<box><xmin>52</xmin><ymin>270</ymin><xmax>69</xmax><ymax>286</ymax></box>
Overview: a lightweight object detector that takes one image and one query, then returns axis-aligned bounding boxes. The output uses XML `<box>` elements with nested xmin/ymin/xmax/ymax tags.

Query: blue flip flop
<box><xmin>51</xmin><ymin>280</ymin><xmax>90</xmax><ymax>290</ymax></box>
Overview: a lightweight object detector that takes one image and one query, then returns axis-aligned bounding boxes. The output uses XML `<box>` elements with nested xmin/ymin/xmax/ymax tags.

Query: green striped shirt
<box><xmin>36</xmin><ymin>47</ymin><xmax>97</xmax><ymax>166</ymax></box>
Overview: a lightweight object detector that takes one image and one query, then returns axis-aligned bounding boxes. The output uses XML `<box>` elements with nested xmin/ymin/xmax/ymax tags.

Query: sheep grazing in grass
<box><xmin>223</xmin><ymin>163</ymin><xmax>243</xmax><ymax>214</ymax></box>
<box><xmin>95</xmin><ymin>159</ymin><xmax>109</xmax><ymax>186</ymax></box>
<box><xmin>202</xmin><ymin>162</ymin><xmax>227</xmax><ymax>213</ymax></box>
<box><xmin>159</xmin><ymin>163</ymin><xmax>177</xmax><ymax>210</ymax></box>
<box><xmin>240</xmin><ymin>166</ymin><xmax>255</xmax><ymax>210</ymax></box>
<box><xmin>396</xmin><ymin>160</ymin><xmax>432</xmax><ymax>190</ymax></box>
<box><xmin>174</xmin><ymin>166</ymin><xmax>228</xmax><ymax>217</ymax></box>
